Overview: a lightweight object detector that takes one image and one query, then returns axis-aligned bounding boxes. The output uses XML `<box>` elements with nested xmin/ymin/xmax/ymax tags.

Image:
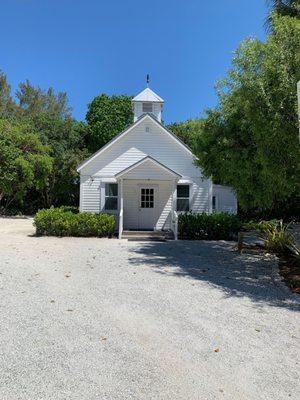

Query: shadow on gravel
<box><xmin>129</xmin><ymin>240</ymin><xmax>300</xmax><ymax>311</ymax></box>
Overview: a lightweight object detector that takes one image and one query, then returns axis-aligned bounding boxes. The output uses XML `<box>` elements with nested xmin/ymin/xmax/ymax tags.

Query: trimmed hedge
<box><xmin>178</xmin><ymin>212</ymin><xmax>241</xmax><ymax>240</ymax></box>
<box><xmin>34</xmin><ymin>207</ymin><xmax>115</xmax><ymax>237</ymax></box>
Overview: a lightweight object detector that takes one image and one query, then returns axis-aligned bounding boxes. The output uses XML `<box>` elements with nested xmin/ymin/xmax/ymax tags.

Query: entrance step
<box><xmin>122</xmin><ymin>230</ymin><xmax>174</xmax><ymax>241</ymax></box>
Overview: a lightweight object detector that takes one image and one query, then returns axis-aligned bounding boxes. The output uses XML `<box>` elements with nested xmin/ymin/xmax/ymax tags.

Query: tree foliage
<box><xmin>0</xmin><ymin>71</ymin><xmax>17</xmax><ymax>119</ymax></box>
<box><xmin>266</xmin><ymin>1</ymin><xmax>300</xmax><ymax>30</ymax></box>
<box><xmin>0</xmin><ymin>119</ymin><xmax>53</xmax><ymax>209</ymax></box>
<box><xmin>17</xmin><ymin>80</ymin><xmax>71</xmax><ymax>119</ymax></box>
<box><xmin>193</xmin><ymin>14</ymin><xmax>300</xmax><ymax>212</ymax></box>
<box><xmin>167</xmin><ymin>119</ymin><xmax>204</xmax><ymax>147</ymax></box>
<box><xmin>86</xmin><ymin>94</ymin><xmax>133</xmax><ymax>152</ymax></box>
<box><xmin>0</xmin><ymin>76</ymin><xmax>89</xmax><ymax>212</ymax></box>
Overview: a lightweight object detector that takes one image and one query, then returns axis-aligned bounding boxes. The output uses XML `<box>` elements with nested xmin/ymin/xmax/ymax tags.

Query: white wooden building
<box><xmin>77</xmin><ymin>87</ymin><xmax>237</xmax><ymax>238</ymax></box>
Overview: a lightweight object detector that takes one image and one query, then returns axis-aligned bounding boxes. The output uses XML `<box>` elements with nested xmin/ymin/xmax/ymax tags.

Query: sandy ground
<box><xmin>0</xmin><ymin>218</ymin><xmax>299</xmax><ymax>400</ymax></box>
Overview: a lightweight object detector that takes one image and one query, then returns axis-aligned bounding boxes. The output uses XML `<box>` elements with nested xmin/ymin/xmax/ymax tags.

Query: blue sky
<box><xmin>1</xmin><ymin>0</ymin><xmax>267</xmax><ymax>123</ymax></box>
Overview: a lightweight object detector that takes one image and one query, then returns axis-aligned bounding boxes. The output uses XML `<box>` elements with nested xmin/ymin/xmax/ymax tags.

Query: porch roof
<box><xmin>115</xmin><ymin>156</ymin><xmax>182</xmax><ymax>179</ymax></box>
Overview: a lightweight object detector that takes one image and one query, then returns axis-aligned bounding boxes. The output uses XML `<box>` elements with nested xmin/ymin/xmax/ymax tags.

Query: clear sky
<box><xmin>1</xmin><ymin>0</ymin><xmax>267</xmax><ymax>123</ymax></box>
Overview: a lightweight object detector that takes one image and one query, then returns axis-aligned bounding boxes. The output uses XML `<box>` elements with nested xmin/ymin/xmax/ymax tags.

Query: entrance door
<box><xmin>138</xmin><ymin>187</ymin><xmax>157</xmax><ymax>230</ymax></box>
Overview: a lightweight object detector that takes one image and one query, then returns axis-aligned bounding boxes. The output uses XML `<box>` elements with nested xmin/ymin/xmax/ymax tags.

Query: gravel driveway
<box><xmin>0</xmin><ymin>218</ymin><xmax>299</xmax><ymax>400</ymax></box>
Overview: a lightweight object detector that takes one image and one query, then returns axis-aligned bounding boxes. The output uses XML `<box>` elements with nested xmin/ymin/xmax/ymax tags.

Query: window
<box><xmin>104</xmin><ymin>183</ymin><xmax>118</xmax><ymax>210</ymax></box>
<box><xmin>142</xmin><ymin>102</ymin><xmax>153</xmax><ymax>113</ymax></box>
<box><xmin>212</xmin><ymin>195</ymin><xmax>217</xmax><ymax>212</ymax></box>
<box><xmin>177</xmin><ymin>185</ymin><xmax>189</xmax><ymax>211</ymax></box>
<box><xmin>140</xmin><ymin>188</ymin><xmax>154</xmax><ymax>208</ymax></box>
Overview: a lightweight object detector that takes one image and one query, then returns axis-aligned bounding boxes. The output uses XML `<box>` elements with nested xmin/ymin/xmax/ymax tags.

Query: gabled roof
<box><xmin>132</xmin><ymin>87</ymin><xmax>164</xmax><ymax>103</ymax></box>
<box><xmin>77</xmin><ymin>113</ymin><xmax>193</xmax><ymax>172</ymax></box>
<box><xmin>115</xmin><ymin>156</ymin><xmax>182</xmax><ymax>178</ymax></box>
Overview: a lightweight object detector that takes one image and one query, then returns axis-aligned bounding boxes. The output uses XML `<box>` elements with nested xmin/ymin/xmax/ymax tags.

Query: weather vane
<box><xmin>146</xmin><ymin>74</ymin><xmax>150</xmax><ymax>87</ymax></box>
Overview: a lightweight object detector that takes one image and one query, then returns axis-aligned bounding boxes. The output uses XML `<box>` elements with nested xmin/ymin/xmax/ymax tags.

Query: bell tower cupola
<box><xmin>132</xmin><ymin>86</ymin><xmax>164</xmax><ymax>122</ymax></box>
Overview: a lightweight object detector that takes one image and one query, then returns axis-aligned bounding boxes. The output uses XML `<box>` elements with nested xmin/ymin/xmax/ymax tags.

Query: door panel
<box><xmin>138</xmin><ymin>187</ymin><xmax>157</xmax><ymax>230</ymax></box>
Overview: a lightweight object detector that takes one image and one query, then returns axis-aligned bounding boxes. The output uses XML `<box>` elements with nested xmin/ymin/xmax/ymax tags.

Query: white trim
<box><xmin>77</xmin><ymin>115</ymin><xmax>148</xmax><ymax>172</ymax></box>
<box><xmin>98</xmin><ymin>177</ymin><xmax>117</xmax><ymax>183</ymax></box>
<box><xmin>77</xmin><ymin>114</ymin><xmax>193</xmax><ymax>172</ymax></box>
<box><xmin>79</xmin><ymin>176</ymin><xmax>83</xmax><ymax>211</ymax></box>
<box><xmin>178</xmin><ymin>178</ymin><xmax>194</xmax><ymax>184</ymax></box>
<box><xmin>176</xmin><ymin>183</ymin><xmax>191</xmax><ymax>212</ymax></box>
<box><xmin>104</xmin><ymin>182</ymin><xmax>118</xmax><ymax>212</ymax></box>
<box><xmin>115</xmin><ymin>156</ymin><xmax>182</xmax><ymax>179</ymax></box>
<box><xmin>148</xmin><ymin>116</ymin><xmax>194</xmax><ymax>155</ymax></box>
<box><xmin>132</xmin><ymin>87</ymin><xmax>164</xmax><ymax>103</ymax></box>
<box><xmin>118</xmin><ymin>178</ymin><xmax>123</xmax><ymax>239</ymax></box>
<box><xmin>209</xmin><ymin>180</ymin><xmax>213</xmax><ymax>214</ymax></box>
<box><xmin>142</xmin><ymin>102</ymin><xmax>153</xmax><ymax>113</ymax></box>
<box><xmin>212</xmin><ymin>194</ymin><xmax>218</xmax><ymax>212</ymax></box>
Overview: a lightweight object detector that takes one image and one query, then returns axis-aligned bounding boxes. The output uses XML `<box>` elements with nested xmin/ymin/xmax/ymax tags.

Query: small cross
<box><xmin>146</xmin><ymin>74</ymin><xmax>150</xmax><ymax>87</ymax></box>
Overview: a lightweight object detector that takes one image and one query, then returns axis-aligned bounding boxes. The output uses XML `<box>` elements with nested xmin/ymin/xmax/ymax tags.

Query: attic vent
<box><xmin>145</xmin><ymin>126</ymin><xmax>150</xmax><ymax>133</ymax></box>
<box><xmin>142</xmin><ymin>103</ymin><xmax>153</xmax><ymax>113</ymax></box>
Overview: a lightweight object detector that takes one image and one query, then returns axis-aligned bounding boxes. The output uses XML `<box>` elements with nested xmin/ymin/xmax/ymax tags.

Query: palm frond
<box><xmin>265</xmin><ymin>1</ymin><xmax>300</xmax><ymax>31</ymax></box>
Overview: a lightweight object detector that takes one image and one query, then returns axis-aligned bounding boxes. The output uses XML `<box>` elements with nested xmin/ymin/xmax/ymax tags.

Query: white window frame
<box><xmin>104</xmin><ymin>183</ymin><xmax>118</xmax><ymax>211</ymax></box>
<box><xmin>142</xmin><ymin>102</ymin><xmax>153</xmax><ymax>113</ymax></box>
<box><xmin>212</xmin><ymin>195</ymin><xmax>218</xmax><ymax>212</ymax></box>
<box><xmin>140</xmin><ymin>187</ymin><xmax>154</xmax><ymax>209</ymax></box>
<box><xmin>176</xmin><ymin>184</ymin><xmax>190</xmax><ymax>212</ymax></box>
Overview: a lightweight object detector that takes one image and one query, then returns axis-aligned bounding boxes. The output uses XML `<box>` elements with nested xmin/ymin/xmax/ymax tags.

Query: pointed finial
<box><xmin>146</xmin><ymin>74</ymin><xmax>150</xmax><ymax>87</ymax></box>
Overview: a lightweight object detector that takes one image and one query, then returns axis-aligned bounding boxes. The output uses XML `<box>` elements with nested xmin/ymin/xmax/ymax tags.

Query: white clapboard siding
<box><xmin>80</xmin><ymin>175</ymin><xmax>101</xmax><ymax>212</ymax></box>
<box><xmin>212</xmin><ymin>185</ymin><xmax>237</xmax><ymax>214</ymax></box>
<box><xmin>190</xmin><ymin>178</ymin><xmax>211</xmax><ymax>213</ymax></box>
<box><xmin>122</xmin><ymin>180</ymin><xmax>173</xmax><ymax>230</ymax></box>
<box><xmin>80</xmin><ymin>117</ymin><xmax>201</xmax><ymax>178</ymax></box>
<box><xmin>79</xmin><ymin>111</ymin><xmax>238</xmax><ymax>225</ymax></box>
<box><xmin>121</xmin><ymin>159</ymin><xmax>178</xmax><ymax>180</ymax></box>
<box><xmin>133</xmin><ymin>102</ymin><xmax>162</xmax><ymax>122</ymax></box>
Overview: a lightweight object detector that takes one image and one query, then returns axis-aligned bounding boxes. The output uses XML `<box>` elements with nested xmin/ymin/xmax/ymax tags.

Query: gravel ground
<box><xmin>0</xmin><ymin>218</ymin><xmax>299</xmax><ymax>400</ymax></box>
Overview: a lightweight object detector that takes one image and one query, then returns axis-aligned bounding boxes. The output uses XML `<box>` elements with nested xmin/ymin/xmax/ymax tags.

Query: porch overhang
<box><xmin>115</xmin><ymin>156</ymin><xmax>182</xmax><ymax>180</ymax></box>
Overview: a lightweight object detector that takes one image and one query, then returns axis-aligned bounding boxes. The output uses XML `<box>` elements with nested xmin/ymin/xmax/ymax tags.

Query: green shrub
<box><xmin>58</xmin><ymin>206</ymin><xmax>79</xmax><ymax>214</ymax></box>
<box><xmin>178</xmin><ymin>212</ymin><xmax>242</xmax><ymax>240</ymax></box>
<box><xmin>34</xmin><ymin>207</ymin><xmax>115</xmax><ymax>237</ymax></box>
<box><xmin>258</xmin><ymin>219</ymin><xmax>294</xmax><ymax>253</ymax></box>
<box><xmin>242</xmin><ymin>220</ymin><xmax>261</xmax><ymax>231</ymax></box>
<box><xmin>287</xmin><ymin>243</ymin><xmax>300</xmax><ymax>263</ymax></box>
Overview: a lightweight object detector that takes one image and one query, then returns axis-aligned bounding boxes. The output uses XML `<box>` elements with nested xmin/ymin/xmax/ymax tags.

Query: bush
<box><xmin>178</xmin><ymin>212</ymin><xmax>241</xmax><ymax>240</ymax></box>
<box><xmin>58</xmin><ymin>205</ymin><xmax>79</xmax><ymax>214</ymax></box>
<box><xmin>287</xmin><ymin>243</ymin><xmax>300</xmax><ymax>263</ymax></box>
<box><xmin>34</xmin><ymin>207</ymin><xmax>115</xmax><ymax>237</ymax></box>
<box><xmin>258</xmin><ymin>219</ymin><xmax>294</xmax><ymax>253</ymax></box>
<box><xmin>242</xmin><ymin>220</ymin><xmax>261</xmax><ymax>231</ymax></box>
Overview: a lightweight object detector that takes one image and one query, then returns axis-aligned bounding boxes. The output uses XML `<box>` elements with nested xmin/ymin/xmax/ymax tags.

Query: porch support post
<box><xmin>118</xmin><ymin>178</ymin><xmax>124</xmax><ymax>239</ymax></box>
<box><xmin>172</xmin><ymin>179</ymin><xmax>176</xmax><ymax>215</ymax></box>
<box><xmin>172</xmin><ymin>178</ymin><xmax>178</xmax><ymax>240</ymax></box>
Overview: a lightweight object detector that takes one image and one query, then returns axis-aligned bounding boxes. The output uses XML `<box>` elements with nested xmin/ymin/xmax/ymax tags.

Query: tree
<box><xmin>0</xmin><ymin>71</ymin><xmax>16</xmax><ymax>118</ymax></box>
<box><xmin>14</xmin><ymin>81</ymin><xmax>88</xmax><ymax>210</ymax></box>
<box><xmin>266</xmin><ymin>1</ymin><xmax>300</xmax><ymax>29</ymax></box>
<box><xmin>167</xmin><ymin>119</ymin><xmax>204</xmax><ymax>147</ymax></box>
<box><xmin>0</xmin><ymin>119</ymin><xmax>53</xmax><ymax>210</ymax></box>
<box><xmin>193</xmin><ymin>14</ymin><xmax>300</xmax><ymax>213</ymax></box>
<box><xmin>28</xmin><ymin>114</ymin><xmax>88</xmax><ymax>209</ymax></box>
<box><xmin>16</xmin><ymin>80</ymin><xmax>71</xmax><ymax>118</ymax></box>
<box><xmin>85</xmin><ymin>94</ymin><xmax>133</xmax><ymax>152</ymax></box>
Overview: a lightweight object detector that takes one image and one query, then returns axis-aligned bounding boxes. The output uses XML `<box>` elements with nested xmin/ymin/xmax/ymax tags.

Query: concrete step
<box><xmin>122</xmin><ymin>230</ymin><xmax>174</xmax><ymax>241</ymax></box>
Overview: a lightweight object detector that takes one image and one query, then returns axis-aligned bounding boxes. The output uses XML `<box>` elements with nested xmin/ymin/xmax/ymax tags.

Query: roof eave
<box><xmin>115</xmin><ymin>155</ymin><xmax>182</xmax><ymax>179</ymax></box>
